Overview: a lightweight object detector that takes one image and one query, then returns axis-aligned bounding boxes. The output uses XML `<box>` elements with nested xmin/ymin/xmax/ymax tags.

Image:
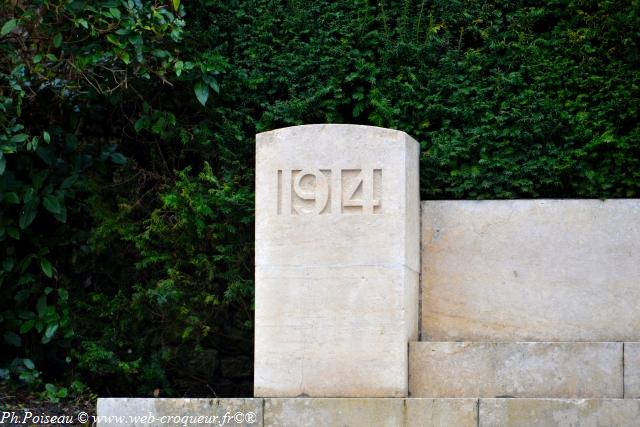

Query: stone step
<box><xmin>264</xmin><ymin>398</ymin><xmax>477</xmax><ymax>427</ymax></box>
<box><xmin>97</xmin><ymin>397</ymin><xmax>640</xmax><ymax>426</ymax></box>
<box><xmin>479</xmin><ymin>399</ymin><xmax>640</xmax><ymax>427</ymax></box>
<box><xmin>96</xmin><ymin>397</ymin><xmax>478</xmax><ymax>427</ymax></box>
<box><xmin>409</xmin><ymin>342</ymin><xmax>623</xmax><ymax>398</ymax></box>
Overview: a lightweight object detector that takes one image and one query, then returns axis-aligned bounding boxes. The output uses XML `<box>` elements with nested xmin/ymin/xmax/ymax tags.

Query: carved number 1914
<box><xmin>277</xmin><ymin>168</ymin><xmax>382</xmax><ymax>215</ymax></box>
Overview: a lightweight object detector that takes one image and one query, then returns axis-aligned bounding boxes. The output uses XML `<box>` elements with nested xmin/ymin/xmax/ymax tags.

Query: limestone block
<box><xmin>96</xmin><ymin>398</ymin><xmax>263</xmax><ymax>427</ymax></box>
<box><xmin>405</xmin><ymin>399</ymin><xmax>478</xmax><ymax>427</ymax></box>
<box><xmin>624</xmin><ymin>342</ymin><xmax>640</xmax><ymax>398</ymax></box>
<box><xmin>255</xmin><ymin>125</ymin><xmax>420</xmax><ymax>397</ymax></box>
<box><xmin>264</xmin><ymin>398</ymin><xmax>404</xmax><ymax>427</ymax></box>
<box><xmin>409</xmin><ymin>342</ymin><xmax>622</xmax><ymax>398</ymax></box>
<box><xmin>421</xmin><ymin>199</ymin><xmax>640</xmax><ymax>341</ymax></box>
<box><xmin>256</xmin><ymin>265</ymin><xmax>417</xmax><ymax>397</ymax></box>
<box><xmin>479</xmin><ymin>398</ymin><xmax>640</xmax><ymax>427</ymax></box>
<box><xmin>264</xmin><ymin>398</ymin><xmax>478</xmax><ymax>427</ymax></box>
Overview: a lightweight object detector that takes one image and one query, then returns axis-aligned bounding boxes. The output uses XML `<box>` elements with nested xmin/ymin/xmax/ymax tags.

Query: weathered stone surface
<box><xmin>255</xmin><ymin>125</ymin><xmax>420</xmax><ymax>397</ymax></box>
<box><xmin>405</xmin><ymin>398</ymin><xmax>478</xmax><ymax>427</ymax></box>
<box><xmin>98</xmin><ymin>397</ymin><xmax>640</xmax><ymax>426</ymax></box>
<box><xmin>624</xmin><ymin>342</ymin><xmax>640</xmax><ymax>398</ymax></box>
<box><xmin>479</xmin><ymin>398</ymin><xmax>640</xmax><ymax>427</ymax></box>
<box><xmin>264</xmin><ymin>398</ymin><xmax>403</xmax><ymax>427</ymax></box>
<box><xmin>409</xmin><ymin>342</ymin><xmax>622</xmax><ymax>398</ymax></box>
<box><xmin>256</xmin><ymin>265</ymin><xmax>417</xmax><ymax>397</ymax></box>
<box><xmin>421</xmin><ymin>199</ymin><xmax>640</xmax><ymax>341</ymax></box>
<box><xmin>96</xmin><ymin>398</ymin><xmax>263</xmax><ymax>427</ymax></box>
<box><xmin>256</xmin><ymin>125</ymin><xmax>420</xmax><ymax>270</ymax></box>
<box><xmin>264</xmin><ymin>398</ymin><xmax>477</xmax><ymax>427</ymax></box>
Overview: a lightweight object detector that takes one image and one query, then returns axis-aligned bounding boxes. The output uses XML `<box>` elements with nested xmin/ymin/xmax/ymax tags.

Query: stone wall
<box><xmin>421</xmin><ymin>199</ymin><xmax>640</xmax><ymax>342</ymax></box>
<box><xmin>97</xmin><ymin>126</ymin><xmax>640</xmax><ymax>426</ymax></box>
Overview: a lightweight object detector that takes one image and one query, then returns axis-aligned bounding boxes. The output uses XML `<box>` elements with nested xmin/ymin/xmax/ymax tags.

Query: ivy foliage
<box><xmin>1</xmin><ymin>0</ymin><xmax>639</xmax><ymax>397</ymax></box>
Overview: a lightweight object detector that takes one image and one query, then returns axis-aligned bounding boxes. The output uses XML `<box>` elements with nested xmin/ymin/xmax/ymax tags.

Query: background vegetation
<box><xmin>1</xmin><ymin>0</ymin><xmax>638</xmax><ymax>398</ymax></box>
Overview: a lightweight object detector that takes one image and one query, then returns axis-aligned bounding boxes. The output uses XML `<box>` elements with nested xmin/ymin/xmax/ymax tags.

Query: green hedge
<box><xmin>1</xmin><ymin>0</ymin><xmax>638</xmax><ymax>397</ymax></box>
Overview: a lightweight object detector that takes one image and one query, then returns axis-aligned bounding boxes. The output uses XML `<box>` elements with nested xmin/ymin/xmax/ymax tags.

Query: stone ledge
<box><xmin>264</xmin><ymin>398</ymin><xmax>478</xmax><ymax>427</ymax></box>
<box><xmin>410</xmin><ymin>342</ymin><xmax>623</xmax><ymax>398</ymax></box>
<box><xmin>479</xmin><ymin>398</ymin><xmax>640</xmax><ymax>427</ymax></box>
<box><xmin>96</xmin><ymin>398</ymin><xmax>478</xmax><ymax>426</ymax></box>
<box><xmin>97</xmin><ymin>398</ymin><xmax>640</xmax><ymax>426</ymax></box>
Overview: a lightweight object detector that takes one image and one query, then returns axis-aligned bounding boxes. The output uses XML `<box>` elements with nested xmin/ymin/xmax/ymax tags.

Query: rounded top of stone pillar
<box><xmin>256</xmin><ymin>124</ymin><xmax>416</xmax><ymax>146</ymax></box>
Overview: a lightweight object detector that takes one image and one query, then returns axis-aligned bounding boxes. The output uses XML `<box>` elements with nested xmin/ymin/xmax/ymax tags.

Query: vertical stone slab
<box><xmin>421</xmin><ymin>200</ymin><xmax>640</xmax><ymax>341</ymax></box>
<box><xmin>255</xmin><ymin>124</ymin><xmax>419</xmax><ymax>397</ymax></box>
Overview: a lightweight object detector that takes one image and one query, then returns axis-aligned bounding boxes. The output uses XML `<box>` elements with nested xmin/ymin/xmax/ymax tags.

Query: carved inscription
<box><xmin>277</xmin><ymin>168</ymin><xmax>382</xmax><ymax>215</ymax></box>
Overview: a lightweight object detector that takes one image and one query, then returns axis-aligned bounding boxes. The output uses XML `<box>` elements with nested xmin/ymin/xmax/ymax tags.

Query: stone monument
<box><xmin>97</xmin><ymin>125</ymin><xmax>640</xmax><ymax>425</ymax></box>
<box><xmin>254</xmin><ymin>124</ymin><xmax>420</xmax><ymax>397</ymax></box>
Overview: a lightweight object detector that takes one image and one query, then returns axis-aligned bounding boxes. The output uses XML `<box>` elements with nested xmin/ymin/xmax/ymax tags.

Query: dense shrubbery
<box><xmin>1</xmin><ymin>0</ymin><xmax>638</xmax><ymax>397</ymax></box>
